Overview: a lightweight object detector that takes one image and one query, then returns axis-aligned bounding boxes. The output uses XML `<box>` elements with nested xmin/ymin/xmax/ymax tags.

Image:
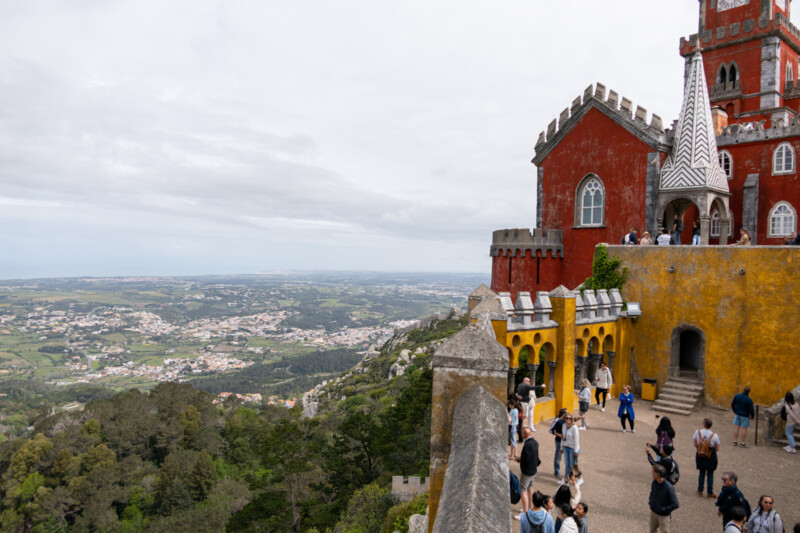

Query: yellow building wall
<box><xmin>611</xmin><ymin>245</ymin><xmax>800</xmax><ymax>407</ymax></box>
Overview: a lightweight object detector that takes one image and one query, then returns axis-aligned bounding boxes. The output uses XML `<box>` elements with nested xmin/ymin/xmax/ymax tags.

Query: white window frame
<box><xmin>710</xmin><ymin>210</ymin><xmax>721</xmax><ymax>237</ymax></box>
<box><xmin>578</xmin><ymin>176</ymin><xmax>604</xmax><ymax>227</ymax></box>
<box><xmin>718</xmin><ymin>150</ymin><xmax>733</xmax><ymax>180</ymax></box>
<box><xmin>788</xmin><ymin>62</ymin><xmax>795</xmax><ymax>85</ymax></box>
<box><xmin>773</xmin><ymin>142</ymin><xmax>795</xmax><ymax>175</ymax></box>
<box><xmin>768</xmin><ymin>202</ymin><xmax>796</xmax><ymax>237</ymax></box>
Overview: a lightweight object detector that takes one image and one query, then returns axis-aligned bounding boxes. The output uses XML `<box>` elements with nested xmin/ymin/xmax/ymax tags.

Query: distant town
<box><xmin>0</xmin><ymin>273</ymin><xmax>483</xmax><ymax>407</ymax></box>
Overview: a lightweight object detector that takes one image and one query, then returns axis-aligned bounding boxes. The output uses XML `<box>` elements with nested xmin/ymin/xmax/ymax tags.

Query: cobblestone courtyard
<box><xmin>509</xmin><ymin>398</ymin><xmax>799</xmax><ymax>532</ymax></box>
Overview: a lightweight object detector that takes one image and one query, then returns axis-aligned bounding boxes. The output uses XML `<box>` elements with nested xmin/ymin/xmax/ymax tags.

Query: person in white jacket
<box><xmin>594</xmin><ymin>361</ymin><xmax>613</xmax><ymax>412</ymax></box>
<box><xmin>557</xmin><ymin>503</ymin><xmax>581</xmax><ymax>533</ymax></box>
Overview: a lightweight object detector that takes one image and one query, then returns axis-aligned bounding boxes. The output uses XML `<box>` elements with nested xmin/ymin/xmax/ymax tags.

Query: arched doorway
<box><xmin>669</xmin><ymin>325</ymin><xmax>706</xmax><ymax>381</ymax></box>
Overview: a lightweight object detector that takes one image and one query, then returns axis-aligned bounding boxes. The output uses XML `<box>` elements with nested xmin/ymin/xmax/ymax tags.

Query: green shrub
<box><xmin>381</xmin><ymin>493</ymin><xmax>428</xmax><ymax>533</ymax></box>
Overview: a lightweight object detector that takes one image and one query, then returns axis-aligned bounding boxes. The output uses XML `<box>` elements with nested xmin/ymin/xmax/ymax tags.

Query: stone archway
<box><xmin>669</xmin><ymin>324</ymin><xmax>706</xmax><ymax>381</ymax></box>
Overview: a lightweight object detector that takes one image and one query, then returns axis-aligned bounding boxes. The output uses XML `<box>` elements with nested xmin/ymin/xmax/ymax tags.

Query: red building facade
<box><xmin>491</xmin><ymin>0</ymin><xmax>800</xmax><ymax>297</ymax></box>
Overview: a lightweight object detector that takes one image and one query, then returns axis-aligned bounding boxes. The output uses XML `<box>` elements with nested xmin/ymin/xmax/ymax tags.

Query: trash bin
<box><xmin>642</xmin><ymin>378</ymin><xmax>657</xmax><ymax>401</ymax></box>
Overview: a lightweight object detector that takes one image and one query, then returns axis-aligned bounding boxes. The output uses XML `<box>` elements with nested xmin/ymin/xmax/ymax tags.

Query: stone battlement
<box><xmin>680</xmin><ymin>13</ymin><xmax>800</xmax><ymax>56</ymax></box>
<box><xmin>717</xmin><ymin>115</ymin><xmax>800</xmax><ymax>147</ymax></box>
<box><xmin>391</xmin><ymin>476</ymin><xmax>430</xmax><ymax>503</ymax></box>
<box><xmin>533</xmin><ymin>83</ymin><xmax>668</xmax><ymax>165</ymax></box>
<box><xmin>489</xmin><ymin>228</ymin><xmax>563</xmax><ymax>258</ymax></box>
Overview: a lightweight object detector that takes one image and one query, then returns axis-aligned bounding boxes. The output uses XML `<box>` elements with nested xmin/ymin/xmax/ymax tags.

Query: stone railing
<box><xmin>427</xmin><ymin>324</ymin><xmax>510</xmax><ymax>533</ymax></box>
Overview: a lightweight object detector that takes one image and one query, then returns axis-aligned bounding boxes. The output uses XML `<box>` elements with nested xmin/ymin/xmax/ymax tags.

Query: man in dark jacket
<box><xmin>731</xmin><ymin>386</ymin><xmax>755</xmax><ymax>447</ymax></box>
<box><xmin>649</xmin><ymin>464</ymin><xmax>679</xmax><ymax>532</ymax></box>
<box><xmin>514</xmin><ymin>427</ymin><xmax>541</xmax><ymax>521</ymax></box>
<box><xmin>716</xmin><ymin>472</ymin><xmax>750</xmax><ymax>528</ymax></box>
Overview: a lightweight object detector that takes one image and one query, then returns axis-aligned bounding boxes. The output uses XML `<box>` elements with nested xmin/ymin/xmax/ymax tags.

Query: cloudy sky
<box><xmin>1</xmin><ymin>0</ymin><xmax>712</xmax><ymax>279</ymax></box>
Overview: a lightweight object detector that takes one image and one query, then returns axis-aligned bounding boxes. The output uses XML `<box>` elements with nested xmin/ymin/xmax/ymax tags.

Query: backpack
<box><xmin>780</xmin><ymin>405</ymin><xmax>787</xmax><ymax>421</ymax></box>
<box><xmin>509</xmin><ymin>471</ymin><xmax>521</xmax><ymax>504</ymax></box>
<box><xmin>697</xmin><ymin>430</ymin><xmax>715</xmax><ymax>459</ymax></box>
<box><xmin>666</xmin><ymin>458</ymin><xmax>680</xmax><ymax>485</ymax></box>
<box><xmin>522</xmin><ymin>512</ymin><xmax>544</xmax><ymax>533</ymax></box>
<box><xmin>622</xmin><ymin>234</ymin><xmax>631</xmax><ymax>244</ymax></box>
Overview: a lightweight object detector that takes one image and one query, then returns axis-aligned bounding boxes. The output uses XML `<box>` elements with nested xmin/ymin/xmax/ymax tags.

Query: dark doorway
<box><xmin>679</xmin><ymin>330</ymin><xmax>703</xmax><ymax>373</ymax></box>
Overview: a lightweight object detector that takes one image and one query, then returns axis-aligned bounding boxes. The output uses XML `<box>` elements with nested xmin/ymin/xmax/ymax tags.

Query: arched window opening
<box><xmin>788</xmin><ymin>63</ymin><xmax>795</xmax><ymax>85</ymax></box>
<box><xmin>728</xmin><ymin>64</ymin><xmax>737</xmax><ymax>89</ymax></box>
<box><xmin>710</xmin><ymin>210</ymin><xmax>720</xmax><ymax>237</ymax></box>
<box><xmin>769</xmin><ymin>202</ymin><xmax>796</xmax><ymax>237</ymax></box>
<box><xmin>718</xmin><ymin>150</ymin><xmax>733</xmax><ymax>179</ymax></box>
<box><xmin>718</xmin><ymin>65</ymin><xmax>728</xmax><ymax>91</ymax></box>
<box><xmin>773</xmin><ymin>142</ymin><xmax>795</xmax><ymax>174</ymax></box>
<box><xmin>579</xmin><ymin>177</ymin><xmax>604</xmax><ymax>226</ymax></box>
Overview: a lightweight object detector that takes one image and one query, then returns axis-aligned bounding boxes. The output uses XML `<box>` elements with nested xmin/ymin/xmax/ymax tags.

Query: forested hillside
<box><xmin>0</xmin><ymin>314</ymin><xmax>467</xmax><ymax>532</ymax></box>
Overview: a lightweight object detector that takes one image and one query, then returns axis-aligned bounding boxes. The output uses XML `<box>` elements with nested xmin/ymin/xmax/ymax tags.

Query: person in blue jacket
<box><xmin>731</xmin><ymin>386</ymin><xmax>755</xmax><ymax>447</ymax></box>
<box><xmin>520</xmin><ymin>490</ymin><xmax>555</xmax><ymax>533</ymax></box>
<box><xmin>618</xmin><ymin>385</ymin><xmax>636</xmax><ymax>433</ymax></box>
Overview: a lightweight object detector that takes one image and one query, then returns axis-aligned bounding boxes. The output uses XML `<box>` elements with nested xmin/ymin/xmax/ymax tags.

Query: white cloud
<box><xmin>0</xmin><ymin>0</ymin><xmax>707</xmax><ymax>278</ymax></box>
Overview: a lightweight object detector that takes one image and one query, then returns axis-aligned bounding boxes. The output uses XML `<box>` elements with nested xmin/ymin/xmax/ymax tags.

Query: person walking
<box><xmin>783</xmin><ymin>392</ymin><xmax>800</xmax><ymax>454</ymax></box>
<box><xmin>562</xmin><ymin>413</ymin><xmax>580</xmax><ymax>483</ymax></box>
<box><xmin>578</xmin><ymin>379</ymin><xmax>591</xmax><ymax>429</ymax></box>
<box><xmin>516</xmin><ymin>376</ymin><xmax>537</xmax><ymax>431</ymax></box>
<box><xmin>618</xmin><ymin>385</ymin><xmax>636</xmax><ymax>433</ymax></box>
<box><xmin>649</xmin><ymin>464</ymin><xmax>680</xmax><ymax>533</ymax></box>
<box><xmin>746</xmin><ymin>495</ymin><xmax>784</xmax><ymax>533</ymax></box>
<box><xmin>693</xmin><ymin>418</ymin><xmax>720</xmax><ymax>498</ymax></box>
<box><xmin>716</xmin><ymin>472</ymin><xmax>750</xmax><ymax>528</ymax></box>
<box><xmin>651</xmin><ymin>416</ymin><xmax>676</xmax><ymax>451</ymax></box>
<box><xmin>594</xmin><ymin>361</ymin><xmax>612</xmax><ymax>412</ymax></box>
<box><xmin>731</xmin><ymin>386</ymin><xmax>755</xmax><ymax>447</ymax></box>
<box><xmin>508</xmin><ymin>399</ymin><xmax>519</xmax><ymax>460</ymax></box>
<box><xmin>515</xmin><ymin>427</ymin><xmax>541</xmax><ymax>521</ymax></box>
<box><xmin>552</xmin><ymin>408</ymin><xmax>568</xmax><ymax>478</ymax></box>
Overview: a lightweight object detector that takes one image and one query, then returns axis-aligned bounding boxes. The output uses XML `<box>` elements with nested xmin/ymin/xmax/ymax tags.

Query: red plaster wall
<box><xmin>539</xmin><ymin>108</ymin><xmax>658</xmax><ymax>289</ymax></box>
<box><xmin>490</xmin><ymin>251</ymin><xmax>563</xmax><ymax>301</ymax></box>
<box><xmin>721</xmin><ymin>138</ymin><xmax>800</xmax><ymax>243</ymax></box>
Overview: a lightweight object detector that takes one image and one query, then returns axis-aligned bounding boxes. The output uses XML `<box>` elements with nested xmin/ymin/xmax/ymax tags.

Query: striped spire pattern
<box><xmin>660</xmin><ymin>52</ymin><xmax>729</xmax><ymax>192</ymax></box>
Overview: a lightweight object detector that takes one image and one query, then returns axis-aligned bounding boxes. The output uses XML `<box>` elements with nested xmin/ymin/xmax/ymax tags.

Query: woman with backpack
<box><xmin>746</xmin><ymin>495</ymin><xmax>784</xmax><ymax>533</ymax></box>
<box><xmin>645</xmin><ymin>444</ymin><xmax>678</xmax><ymax>485</ymax></box>
<box><xmin>693</xmin><ymin>418</ymin><xmax>720</xmax><ymax>498</ymax></box>
<box><xmin>782</xmin><ymin>392</ymin><xmax>799</xmax><ymax>454</ymax></box>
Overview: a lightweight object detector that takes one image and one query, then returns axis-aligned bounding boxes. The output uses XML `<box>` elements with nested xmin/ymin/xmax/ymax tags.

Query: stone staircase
<box><xmin>773</xmin><ymin>425</ymin><xmax>800</xmax><ymax>448</ymax></box>
<box><xmin>653</xmin><ymin>376</ymin><xmax>704</xmax><ymax>416</ymax></box>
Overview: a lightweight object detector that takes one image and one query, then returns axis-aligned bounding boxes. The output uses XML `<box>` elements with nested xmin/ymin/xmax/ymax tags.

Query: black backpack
<box><xmin>522</xmin><ymin>512</ymin><xmax>544</xmax><ymax>533</ymax></box>
<box><xmin>666</xmin><ymin>458</ymin><xmax>680</xmax><ymax>485</ymax></box>
<box><xmin>781</xmin><ymin>405</ymin><xmax>787</xmax><ymax>421</ymax></box>
<box><xmin>509</xmin><ymin>471</ymin><xmax>521</xmax><ymax>504</ymax></box>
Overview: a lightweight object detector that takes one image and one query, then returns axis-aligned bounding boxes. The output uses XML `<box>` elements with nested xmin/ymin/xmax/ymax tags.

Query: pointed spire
<box><xmin>660</xmin><ymin>52</ymin><xmax>729</xmax><ymax>193</ymax></box>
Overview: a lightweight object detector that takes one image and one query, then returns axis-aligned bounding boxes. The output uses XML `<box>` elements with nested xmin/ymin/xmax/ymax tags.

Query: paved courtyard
<box><xmin>509</xmin><ymin>398</ymin><xmax>799</xmax><ymax>532</ymax></box>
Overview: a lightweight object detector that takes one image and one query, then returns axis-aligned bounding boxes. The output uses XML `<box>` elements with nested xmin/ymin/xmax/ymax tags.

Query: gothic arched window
<box><xmin>787</xmin><ymin>62</ymin><xmax>795</xmax><ymax>85</ymax></box>
<box><xmin>577</xmin><ymin>175</ymin><xmax>604</xmax><ymax>227</ymax></box>
<box><xmin>710</xmin><ymin>210</ymin><xmax>721</xmax><ymax>237</ymax></box>
<box><xmin>773</xmin><ymin>142</ymin><xmax>795</xmax><ymax>174</ymax></box>
<box><xmin>769</xmin><ymin>202</ymin><xmax>796</xmax><ymax>237</ymax></box>
<box><xmin>729</xmin><ymin>64</ymin><xmax>738</xmax><ymax>89</ymax></box>
<box><xmin>718</xmin><ymin>150</ymin><xmax>733</xmax><ymax>179</ymax></box>
<box><xmin>718</xmin><ymin>65</ymin><xmax>728</xmax><ymax>91</ymax></box>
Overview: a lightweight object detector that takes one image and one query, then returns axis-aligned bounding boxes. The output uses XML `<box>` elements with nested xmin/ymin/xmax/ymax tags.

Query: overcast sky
<box><xmin>1</xmin><ymin>0</ymin><xmax>719</xmax><ymax>279</ymax></box>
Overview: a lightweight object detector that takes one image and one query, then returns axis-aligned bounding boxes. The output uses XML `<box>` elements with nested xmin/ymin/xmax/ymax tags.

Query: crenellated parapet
<box><xmin>717</xmin><ymin>115</ymin><xmax>800</xmax><ymax>147</ymax></box>
<box><xmin>490</xmin><ymin>228</ymin><xmax>563</xmax><ymax>258</ymax></box>
<box><xmin>532</xmin><ymin>83</ymin><xmax>669</xmax><ymax>166</ymax></box>
<box><xmin>680</xmin><ymin>13</ymin><xmax>800</xmax><ymax>57</ymax></box>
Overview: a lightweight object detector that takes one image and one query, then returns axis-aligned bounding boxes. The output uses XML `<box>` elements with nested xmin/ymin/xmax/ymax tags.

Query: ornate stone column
<box><xmin>699</xmin><ymin>215</ymin><xmax>710</xmax><ymax>245</ymax></box>
<box><xmin>527</xmin><ymin>363</ymin><xmax>539</xmax><ymax>388</ymax></box>
<box><xmin>606</xmin><ymin>351</ymin><xmax>616</xmax><ymax>374</ymax></box>
<box><xmin>508</xmin><ymin>367</ymin><xmax>518</xmax><ymax>396</ymax></box>
<box><xmin>547</xmin><ymin>360</ymin><xmax>557</xmax><ymax>396</ymax></box>
<box><xmin>574</xmin><ymin>355</ymin><xmax>585</xmax><ymax>389</ymax></box>
<box><xmin>719</xmin><ymin>217</ymin><xmax>731</xmax><ymax>246</ymax></box>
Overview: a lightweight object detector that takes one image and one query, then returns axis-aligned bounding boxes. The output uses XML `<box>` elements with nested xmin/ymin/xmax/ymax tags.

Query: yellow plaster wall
<box><xmin>612</xmin><ymin>245</ymin><xmax>800</xmax><ymax>407</ymax></box>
